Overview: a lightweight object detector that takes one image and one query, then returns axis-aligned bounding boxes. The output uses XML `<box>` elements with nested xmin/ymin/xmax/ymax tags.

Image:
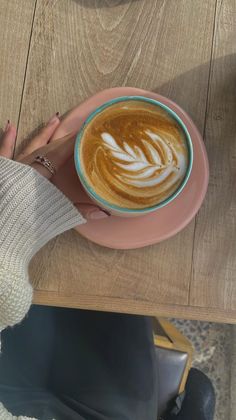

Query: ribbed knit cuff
<box><xmin>0</xmin><ymin>403</ymin><xmax>37</xmax><ymax>419</ymax></box>
<box><xmin>0</xmin><ymin>266</ymin><xmax>33</xmax><ymax>330</ymax></box>
<box><xmin>0</xmin><ymin>157</ymin><xmax>85</xmax><ymax>274</ymax></box>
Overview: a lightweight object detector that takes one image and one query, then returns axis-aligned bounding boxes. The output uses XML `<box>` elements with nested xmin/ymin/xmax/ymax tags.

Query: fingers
<box><xmin>0</xmin><ymin>121</ymin><xmax>16</xmax><ymax>159</ymax></box>
<box><xmin>16</xmin><ymin>113</ymin><xmax>60</xmax><ymax>160</ymax></box>
<box><xmin>30</xmin><ymin>132</ymin><xmax>76</xmax><ymax>179</ymax></box>
<box><xmin>75</xmin><ymin>203</ymin><xmax>110</xmax><ymax>220</ymax></box>
<box><xmin>45</xmin><ymin>132</ymin><xmax>76</xmax><ymax>166</ymax></box>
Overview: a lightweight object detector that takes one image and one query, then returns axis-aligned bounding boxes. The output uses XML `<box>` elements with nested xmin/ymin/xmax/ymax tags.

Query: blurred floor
<box><xmin>172</xmin><ymin>319</ymin><xmax>233</xmax><ymax>420</ymax></box>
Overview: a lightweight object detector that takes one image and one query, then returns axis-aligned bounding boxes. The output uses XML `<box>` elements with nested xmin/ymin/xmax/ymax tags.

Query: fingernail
<box><xmin>101</xmin><ymin>209</ymin><xmax>110</xmax><ymax>216</ymax></box>
<box><xmin>4</xmin><ymin>120</ymin><xmax>10</xmax><ymax>132</ymax></box>
<box><xmin>47</xmin><ymin>114</ymin><xmax>60</xmax><ymax>126</ymax></box>
<box><xmin>90</xmin><ymin>210</ymin><xmax>110</xmax><ymax>220</ymax></box>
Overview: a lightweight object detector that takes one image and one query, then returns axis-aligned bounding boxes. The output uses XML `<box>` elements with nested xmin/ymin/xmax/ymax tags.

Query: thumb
<box><xmin>75</xmin><ymin>203</ymin><xmax>110</xmax><ymax>220</ymax></box>
<box><xmin>0</xmin><ymin>122</ymin><xmax>16</xmax><ymax>158</ymax></box>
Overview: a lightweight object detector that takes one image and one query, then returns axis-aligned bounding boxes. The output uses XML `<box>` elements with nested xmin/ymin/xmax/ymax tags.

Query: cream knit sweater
<box><xmin>0</xmin><ymin>157</ymin><xmax>85</xmax><ymax>419</ymax></box>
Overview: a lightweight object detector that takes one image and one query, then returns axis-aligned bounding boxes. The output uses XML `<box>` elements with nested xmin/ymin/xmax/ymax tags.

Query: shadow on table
<box><xmin>154</xmin><ymin>53</ymin><xmax>236</xmax><ymax>273</ymax></box>
<box><xmin>152</xmin><ymin>53</ymin><xmax>236</xmax><ymax>174</ymax></box>
<box><xmin>72</xmin><ymin>0</ymin><xmax>140</xmax><ymax>8</ymax></box>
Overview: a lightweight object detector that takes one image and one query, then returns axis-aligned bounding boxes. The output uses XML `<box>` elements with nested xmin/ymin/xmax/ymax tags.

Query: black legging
<box><xmin>0</xmin><ymin>306</ymin><xmax>158</xmax><ymax>420</ymax></box>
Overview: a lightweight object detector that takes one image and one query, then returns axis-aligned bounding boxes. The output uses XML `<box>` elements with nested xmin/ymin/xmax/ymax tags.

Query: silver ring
<box><xmin>34</xmin><ymin>155</ymin><xmax>56</xmax><ymax>176</ymax></box>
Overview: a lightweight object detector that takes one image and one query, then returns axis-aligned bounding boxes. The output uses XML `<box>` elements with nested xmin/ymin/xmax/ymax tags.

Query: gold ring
<box><xmin>34</xmin><ymin>155</ymin><xmax>56</xmax><ymax>176</ymax></box>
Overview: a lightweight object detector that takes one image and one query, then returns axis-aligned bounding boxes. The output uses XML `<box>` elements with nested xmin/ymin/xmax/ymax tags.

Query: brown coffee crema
<box><xmin>80</xmin><ymin>100</ymin><xmax>189</xmax><ymax>209</ymax></box>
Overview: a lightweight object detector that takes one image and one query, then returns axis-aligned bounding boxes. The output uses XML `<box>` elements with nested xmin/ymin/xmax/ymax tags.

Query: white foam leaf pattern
<box><xmin>101</xmin><ymin>132</ymin><xmax>164</xmax><ymax>171</ymax></box>
<box><xmin>124</xmin><ymin>166</ymin><xmax>175</xmax><ymax>187</ymax></box>
<box><xmin>142</xmin><ymin>140</ymin><xmax>162</xmax><ymax>165</ymax></box>
<box><xmin>134</xmin><ymin>146</ymin><xmax>147</xmax><ymax>163</ymax></box>
<box><xmin>101</xmin><ymin>132</ymin><xmax>122</xmax><ymax>152</ymax></box>
<box><xmin>101</xmin><ymin>131</ymin><xmax>184</xmax><ymax>188</ymax></box>
<box><xmin>146</xmin><ymin>130</ymin><xmax>173</xmax><ymax>163</ymax></box>
<box><xmin>123</xmin><ymin>142</ymin><xmax>137</xmax><ymax>158</ymax></box>
<box><xmin>117</xmin><ymin>161</ymin><xmax>150</xmax><ymax>171</ymax></box>
<box><xmin>124</xmin><ymin>166</ymin><xmax>158</xmax><ymax>179</ymax></box>
<box><xmin>112</xmin><ymin>151</ymin><xmax>135</xmax><ymax>162</ymax></box>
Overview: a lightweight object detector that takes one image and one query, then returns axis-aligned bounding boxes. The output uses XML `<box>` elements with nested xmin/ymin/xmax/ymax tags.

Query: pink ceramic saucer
<box><xmin>52</xmin><ymin>87</ymin><xmax>209</xmax><ymax>249</ymax></box>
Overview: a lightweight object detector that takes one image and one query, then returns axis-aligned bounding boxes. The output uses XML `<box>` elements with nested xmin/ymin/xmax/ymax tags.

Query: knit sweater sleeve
<box><xmin>0</xmin><ymin>157</ymin><xmax>85</xmax><ymax>419</ymax></box>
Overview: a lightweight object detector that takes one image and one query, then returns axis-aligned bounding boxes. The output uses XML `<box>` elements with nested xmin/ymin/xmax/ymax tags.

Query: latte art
<box><xmin>80</xmin><ymin>100</ymin><xmax>189</xmax><ymax>209</ymax></box>
<box><xmin>101</xmin><ymin>130</ymin><xmax>186</xmax><ymax>188</ymax></box>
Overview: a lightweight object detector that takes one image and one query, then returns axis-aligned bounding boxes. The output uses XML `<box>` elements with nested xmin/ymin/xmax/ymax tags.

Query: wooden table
<box><xmin>1</xmin><ymin>0</ymin><xmax>235</xmax><ymax>323</ymax></box>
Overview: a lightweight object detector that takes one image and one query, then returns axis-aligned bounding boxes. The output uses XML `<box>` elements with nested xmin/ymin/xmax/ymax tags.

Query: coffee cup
<box><xmin>74</xmin><ymin>96</ymin><xmax>193</xmax><ymax>217</ymax></box>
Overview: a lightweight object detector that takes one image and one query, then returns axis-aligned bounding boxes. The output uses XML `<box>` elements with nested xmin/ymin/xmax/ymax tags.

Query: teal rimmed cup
<box><xmin>74</xmin><ymin>96</ymin><xmax>193</xmax><ymax>217</ymax></box>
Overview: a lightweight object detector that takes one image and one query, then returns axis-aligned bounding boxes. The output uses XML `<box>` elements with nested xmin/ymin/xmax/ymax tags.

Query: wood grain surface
<box><xmin>0</xmin><ymin>1</ymin><xmax>36</xmax><ymax>128</ymax></box>
<box><xmin>11</xmin><ymin>0</ymin><xmax>236</xmax><ymax>322</ymax></box>
<box><xmin>20</xmin><ymin>0</ymin><xmax>216</xmax><ymax>309</ymax></box>
<box><xmin>190</xmin><ymin>0</ymin><xmax>236</xmax><ymax>311</ymax></box>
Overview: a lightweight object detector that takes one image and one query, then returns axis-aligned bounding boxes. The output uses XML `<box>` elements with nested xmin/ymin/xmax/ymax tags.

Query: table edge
<box><xmin>33</xmin><ymin>291</ymin><xmax>236</xmax><ymax>325</ymax></box>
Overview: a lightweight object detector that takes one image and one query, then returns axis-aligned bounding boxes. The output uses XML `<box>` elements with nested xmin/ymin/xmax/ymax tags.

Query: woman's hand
<box><xmin>0</xmin><ymin>116</ymin><xmax>108</xmax><ymax>220</ymax></box>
